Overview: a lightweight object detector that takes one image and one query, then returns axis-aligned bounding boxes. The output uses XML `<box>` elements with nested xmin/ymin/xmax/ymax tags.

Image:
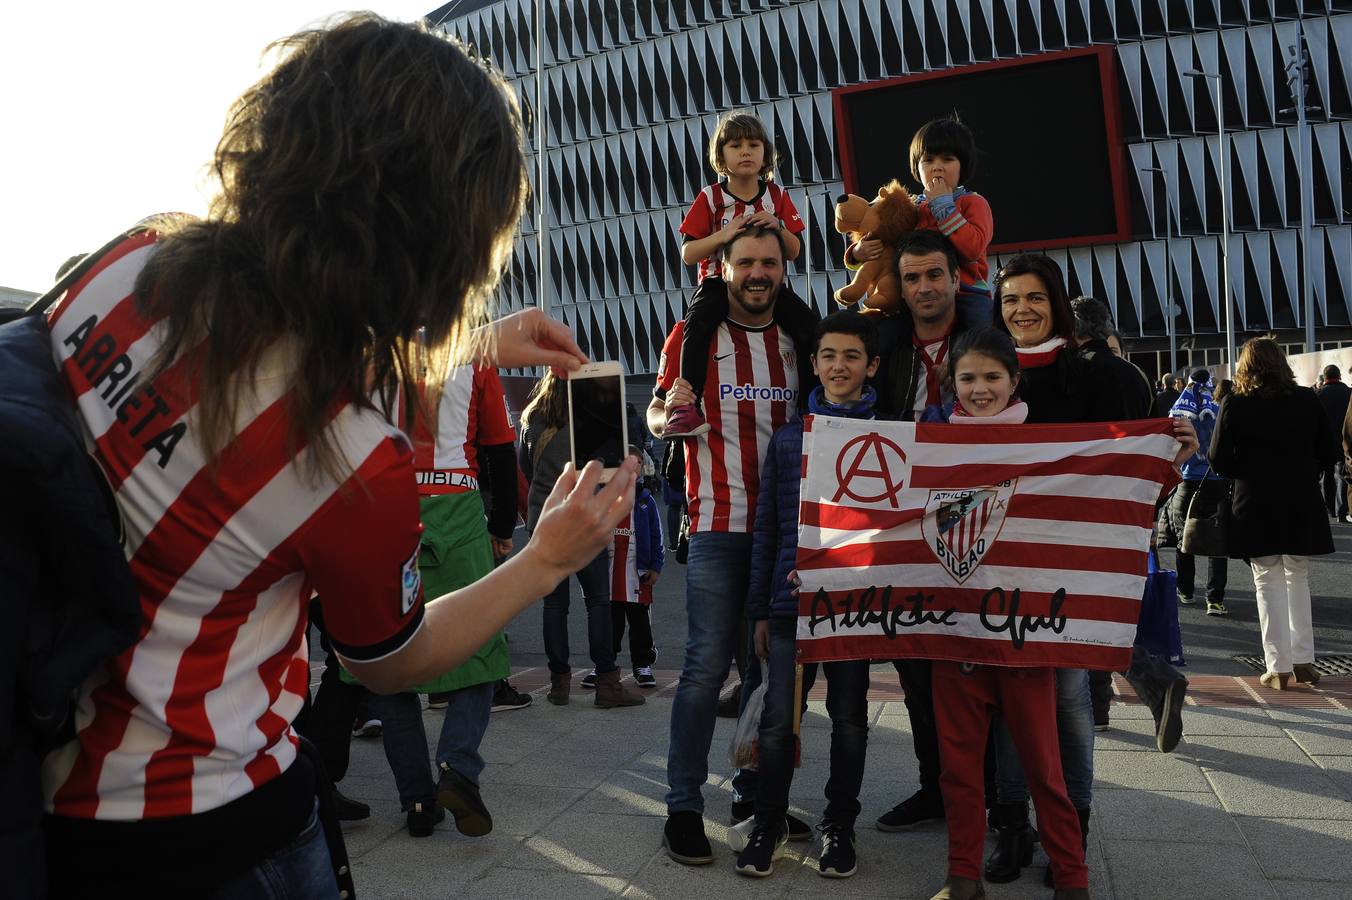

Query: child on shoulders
<box><xmin>664</xmin><ymin>110</ymin><xmax>819</xmax><ymax>438</ymax></box>
<box><xmin>846</xmin><ymin>117</ymin><xmax>993</xmax><ymax>330</ymax></box>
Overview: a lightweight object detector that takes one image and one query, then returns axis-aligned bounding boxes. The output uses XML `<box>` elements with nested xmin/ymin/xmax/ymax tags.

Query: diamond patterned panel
<box><xmin>431</xmin><ymin>0</ymin><xmax>1352</xmax><ymax>374</ymax></box>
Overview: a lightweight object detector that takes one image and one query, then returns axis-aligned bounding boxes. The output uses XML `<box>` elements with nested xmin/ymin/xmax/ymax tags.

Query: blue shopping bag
<box><xmin>1135</xmin><ymin>551</ymin><xmax>1185</xmax><ymax>666</ymax></box>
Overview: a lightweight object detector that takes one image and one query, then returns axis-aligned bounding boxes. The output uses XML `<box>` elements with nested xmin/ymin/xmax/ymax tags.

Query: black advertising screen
<box><xmin>833</xmin><ymin>46</ymin><xmax>1129</xmax><ymax>251</ymax></box>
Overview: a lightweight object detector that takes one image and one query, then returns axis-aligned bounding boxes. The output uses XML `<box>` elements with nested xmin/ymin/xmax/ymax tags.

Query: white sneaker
<box><xmin>729</xmin><ymin>814</ymin><xmax>790</xmax><ymax>853</ymax></box>
<box><xmin>351</xmin><ymin>718</ymin><xmax>382</xmax><ymax>738</ymax></box>
<box><xmin>728</xmin><ymin>813</ymin><xmax>757</xmax><ymax>852</ymax></box>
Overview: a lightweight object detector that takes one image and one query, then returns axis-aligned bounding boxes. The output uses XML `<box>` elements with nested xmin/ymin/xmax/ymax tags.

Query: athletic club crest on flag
<box><xmin>795</xmin><ymin>415</ymin><xmax>1181</xmax><ymax>670</ymax></box>
<box><xmin>921</xmin><ymin>481</ymin><xmax>1016</xmax><ymax>583</ymax></box>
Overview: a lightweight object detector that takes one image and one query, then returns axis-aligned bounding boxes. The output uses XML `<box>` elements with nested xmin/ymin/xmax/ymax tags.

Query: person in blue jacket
<box><xmin>1163</xmin><ymin>369</ymin><xmax>1229</xmax><ymax>616</ymax></box>
<box><xmin>732</xmin><ymin>311</ymin><xmax>879</xmax><ymax>880</ymax></box>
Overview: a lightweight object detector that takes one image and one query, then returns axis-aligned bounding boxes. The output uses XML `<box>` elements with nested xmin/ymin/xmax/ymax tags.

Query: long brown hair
<box><xmin>1233</xmin><ymin>336</ymin><xmax>1295</xmax><ymax>397</ymax></box>
<box><xmin>520</xmin><ymin>371</ymin><xmax>569</xmax><ymax>432</ymax></box>
<box><xmin>136</xmin><ymin>14</ymin><xmax>528</xmax><ymax>479</ymax></box>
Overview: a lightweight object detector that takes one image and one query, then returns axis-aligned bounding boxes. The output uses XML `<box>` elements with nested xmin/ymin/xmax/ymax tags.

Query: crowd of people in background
<box><xmin>7</xmin><ymin>14</ymin><xmax>1350</xmax><ymax>900</ymax></box>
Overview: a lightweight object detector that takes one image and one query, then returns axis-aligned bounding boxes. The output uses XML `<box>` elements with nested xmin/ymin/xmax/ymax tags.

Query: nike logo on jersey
<box><xmin>714</xmin><ymin>352</ymin><xmax>735</xmax><ymax>361</ymax></box>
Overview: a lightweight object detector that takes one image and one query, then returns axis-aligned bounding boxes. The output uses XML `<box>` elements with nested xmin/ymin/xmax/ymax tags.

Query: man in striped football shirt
<box><xmin>648</xmin><ymin>225</ymin><xmax>816</xmax><ymax>865</ymax></box>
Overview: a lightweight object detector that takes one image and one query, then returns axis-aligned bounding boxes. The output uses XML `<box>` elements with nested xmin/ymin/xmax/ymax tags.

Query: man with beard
<box><xmin>648</xmin><ymin>225</ymin><xmax>818</xmax><ymax>864</ymax></box>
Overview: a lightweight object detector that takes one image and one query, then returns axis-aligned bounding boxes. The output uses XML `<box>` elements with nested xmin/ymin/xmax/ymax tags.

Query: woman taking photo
<box><xmin>1209</xmin><ymin>337</ymin><xmax>1338</xmax><ymax>689</ymax></box>
<box><xmin>40</xmin><ymin>15</ymin><xmax>634</xmax><ymax>898</ymax></box>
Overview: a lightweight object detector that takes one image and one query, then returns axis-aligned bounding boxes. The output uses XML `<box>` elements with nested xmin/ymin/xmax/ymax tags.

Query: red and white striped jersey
<box><xmin>401</xmin><ymin>364</ymin><xmax>515</xmax><ymax>495</ymax></box>
<box><xmin>680</xmin><ymin>180</ymin><xmax>804</xmax><ymax>282</ymax></box>
<box><xmin>656</xmin><ymin>320</ymin><xmax>800</xmax><ymax>533</ymax></box>
<box><xmin>608</xmin><ymin>513</ymin><xmax>650</xmax><ymax>605</ymax></box>
<box><xmin>40</xmin><ymin>231</ymin><xmax>426</xmax><ymax>821</ymax></box>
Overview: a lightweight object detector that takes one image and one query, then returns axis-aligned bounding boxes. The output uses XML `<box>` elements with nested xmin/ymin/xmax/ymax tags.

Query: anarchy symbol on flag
<box><xmin>832</xmin><ymin>432</ymin><xmax>907</xmax><ymax>508</ymax></box>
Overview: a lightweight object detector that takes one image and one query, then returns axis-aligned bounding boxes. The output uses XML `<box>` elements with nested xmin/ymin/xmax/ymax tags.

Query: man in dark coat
<box><xmin>868</xmin><ymin>230</ymin><xmax>975</xmax><ymax>831</ymax></box>
<box><xmin>1316</xmin><ymin>365</ymin><xmax>1351</xmax><ymax>522</ymax></box>
<box><xmin>1152</xmin><ymin>374</ymin><xmax>1183</xmax><ymax>417</ymax></box>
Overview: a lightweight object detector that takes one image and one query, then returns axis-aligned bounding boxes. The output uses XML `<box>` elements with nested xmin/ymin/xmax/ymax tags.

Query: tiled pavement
<box><xmin>328</xmin><ymin>668</ymin><xmax>1352</xmax><ymax>900</ymax></box>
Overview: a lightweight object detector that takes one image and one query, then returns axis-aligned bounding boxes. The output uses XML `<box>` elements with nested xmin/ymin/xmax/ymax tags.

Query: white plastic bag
<box><xmin>727</xmin><ymin>682</ymin><xmax>767</xmax><ymax>770</ymax></box>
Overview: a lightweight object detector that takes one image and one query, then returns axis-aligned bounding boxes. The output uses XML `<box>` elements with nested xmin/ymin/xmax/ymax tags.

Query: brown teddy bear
<box><xmin>832</xmin><ymin>180</ymin><xmax>920</xmax><ymax>314</ymax></box>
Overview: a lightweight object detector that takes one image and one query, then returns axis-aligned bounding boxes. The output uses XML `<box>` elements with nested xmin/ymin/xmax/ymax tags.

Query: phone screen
<box><xmin>569</xmin><ymin>374</ymin><xmax>626</xmax><ymax>469</ymax></box>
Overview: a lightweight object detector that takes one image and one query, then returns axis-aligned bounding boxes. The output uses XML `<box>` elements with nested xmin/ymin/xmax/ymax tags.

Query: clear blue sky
<box><xmin>0</xmin><ymin>2</ymin><xmax>436</xmax><ymax>292</ymax></box>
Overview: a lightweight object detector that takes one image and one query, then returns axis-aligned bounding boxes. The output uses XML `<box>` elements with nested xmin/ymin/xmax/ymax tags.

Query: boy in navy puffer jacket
<box><xmin>732</xmin><ymin>312</ymin><xmax>880</xmax><ymax>880</ymax></box>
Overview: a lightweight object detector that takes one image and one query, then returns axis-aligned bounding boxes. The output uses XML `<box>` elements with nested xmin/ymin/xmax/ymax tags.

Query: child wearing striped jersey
<box><xmin>605</xmin><ymin>477</ymin><xmax>664</xmax><ymax>687</ymax></box>
<box><xmin>845</xmin><ymin>117</ymin><xmax>993</xmax><ymax>332</ymax></box>
<box><xmin>665</xmin><ymin>111</ymin><xmax>818</xmax><ymax>438</ymax></box>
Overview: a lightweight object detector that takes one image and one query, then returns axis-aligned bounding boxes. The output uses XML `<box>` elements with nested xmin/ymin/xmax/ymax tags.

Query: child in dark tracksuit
<box><xmin>608</xmin><ymin>482</ymin><xmax>664</xmax><ymax>687</ymax></box>
<box><xmin>733</xmin><ymin>312</ymin><xmax>879</xmax><ymax>880</ymax></box>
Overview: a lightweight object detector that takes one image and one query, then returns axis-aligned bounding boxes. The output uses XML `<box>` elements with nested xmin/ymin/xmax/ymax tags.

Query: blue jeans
<box><xmin>214</xmin><ymin>803</ymin><xmax>338</xmax><ymax>899</ymax></box>
<box><xmin>666</xmin><ymin>531</ymin><xmax>753</xmax><ymax>814</ymax></box>
<box><xmin>372</xmin><ymin>681</ymin><xmax>493</xmax><ymax>810</ymax></box>
<box><xmin>994</xmin><ymin>667</ymin><xmax>1094</xmax><ymax>809</ymax></box>
<box><xmin>543</xmin><ymin>549</ymin><xmax>616</xmax><ymax>674</ymax></box>
<box><xmin>734</xmin><ymin>619</ymin><xmax>870</xmax><ymax>827</ymax></box>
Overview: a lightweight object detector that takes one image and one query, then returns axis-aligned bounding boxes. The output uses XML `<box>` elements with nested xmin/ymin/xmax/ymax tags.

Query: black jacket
<box><xmin>0</xmin><ymin>315</ymin><xmax>140</xmax><ymax>898</ymax></box>
<box><xmin>871</xmin><ymin>314</ymin><xmax>973</xmax><ymax>420</ymax></box>
<box><xmin>1316</xmin><ymin>379</ymin><xmax>1351</xmax><ymax>453</ymax></box>
<box><xmin>1208</xmin><ymin>386</ymin><xmax>1338</xmax><ymax>559</ymax></box>
<box><xmin>1019</xmin><ymin>342</ymin><xmax>1151</xmax><ymax>425</ymax></box>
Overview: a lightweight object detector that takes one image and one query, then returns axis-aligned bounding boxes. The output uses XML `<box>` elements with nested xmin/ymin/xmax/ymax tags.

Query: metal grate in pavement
<box><xmin>1233</xmin><ymin>655</ymin><xmax>1352</xmax><ymax>676</ymax></box>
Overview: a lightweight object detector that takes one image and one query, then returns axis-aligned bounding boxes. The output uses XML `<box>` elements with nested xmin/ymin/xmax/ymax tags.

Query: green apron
<box><xmin>340</xmin><ymin>490</ymin><xmax>508</xmax><ymax>692</ymax></box>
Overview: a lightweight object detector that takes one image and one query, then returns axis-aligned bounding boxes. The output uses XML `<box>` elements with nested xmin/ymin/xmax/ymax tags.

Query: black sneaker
<box><xmin>491</xmin><ymin>679</ymin><xmax>532</xmax><ymax>712</ymax></box>
<box><xmin>716</xmin><ymin>686</ymin><xmax>741</xmax><ymax>718</ymax></box>
<box><xmin>581</xmin><ymin>670</ymin><xmax>598</xmax><ymax>689</ymax></box>
<box><xmin>663</xmin><ymin>810</ymin><xmax>714</xmax><ymax>865</ymax></box>
<box><xmin>332</xmin><ymin>788</ymin><xmax>370</xmax><ymax>821</ymax></box>
<box><xmin>817</xmin><ymin>821</ymin><xmax>857</xmax><ymax>878</ymax></box>
<box><xmin>634</xmin><ymin>666</ymin><xmax>657</xmax><ymax>688</ymax></box>
<box><xmin>734</xmin><ymin>822</ymin><xmax>786</xmax><ymax>877</ymax></box>
<box><xmin>730</xmin><ymin>802</ymin><xmax>812</xmax><ymax>841</ymax></box>
<box><xmin>436</xmin><ymin>763</ymin><xmax>493</xmax><ymax>836</ymax></box>
<box><xmin>875</xmin><ymin>789</ymin><xmax>945</xmax><ymax>831</ymax></box>
<box><xmin>406</xmin><ymin>799</ymin><xmax>444</xmax><ymax>837</ymax></box>
<box><xmin>426</xmin><ymin>691</ymin><xmax>451</xmax><ymax>710</ymax></box>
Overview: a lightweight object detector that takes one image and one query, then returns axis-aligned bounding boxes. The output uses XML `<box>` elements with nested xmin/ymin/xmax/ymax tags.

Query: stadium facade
<box><xmin>429</xmin><ymin>1</ymin><xmax>1352</xmax><ymax>379</ymax></box>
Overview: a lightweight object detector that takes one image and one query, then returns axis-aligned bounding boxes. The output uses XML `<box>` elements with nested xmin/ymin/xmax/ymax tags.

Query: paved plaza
<box><xmin>327</xmin><ymin>526</ymin><xmax>1352</xmax><ymax>899</ymax></box>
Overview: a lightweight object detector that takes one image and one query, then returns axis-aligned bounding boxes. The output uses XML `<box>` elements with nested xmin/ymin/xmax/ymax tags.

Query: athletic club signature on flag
<box><xmin>795</xmin><ymin>416</ymin><xmax>1179</xmax><ymax>670</ymax></box>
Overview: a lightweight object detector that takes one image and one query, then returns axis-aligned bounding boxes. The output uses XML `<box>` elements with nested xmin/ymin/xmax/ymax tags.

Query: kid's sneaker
<box><xmin>817</xmin><ymin>821</ymin><xmax>858</xmax><ymax>878</ymax></box>
<box><xmin>734</xmin><ymin>822</ymin><xmax>787</xmax><ymax>877</ymax></box>
<box><xmin>634</xmin><ymin>666</ymin><xmax>657</xmax><ymax>688</ymax></box>
<box><xmin>664</xmin><ymin>405</ymin><xmax>711</xmax><ymax>438</ymax></box>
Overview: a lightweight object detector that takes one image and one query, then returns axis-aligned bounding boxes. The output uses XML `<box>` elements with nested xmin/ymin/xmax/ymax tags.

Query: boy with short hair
<box><xmin>735</xmin><ymin>311</ymin><xmax>880</xmax><ymax>879</ymax></box>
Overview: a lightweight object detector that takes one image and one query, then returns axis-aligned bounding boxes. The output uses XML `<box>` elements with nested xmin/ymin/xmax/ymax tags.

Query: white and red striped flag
<box><xmin>795</xmin><ymin>415</ymin><xmax>1179</xmax><ymax>670</ymax></box>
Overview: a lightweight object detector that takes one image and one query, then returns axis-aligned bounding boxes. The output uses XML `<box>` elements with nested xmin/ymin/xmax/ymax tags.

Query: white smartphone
<box><xmin>567</xmin><ymin>361</ymin><xmax>628</xmax><ymax>483</ymax></box>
